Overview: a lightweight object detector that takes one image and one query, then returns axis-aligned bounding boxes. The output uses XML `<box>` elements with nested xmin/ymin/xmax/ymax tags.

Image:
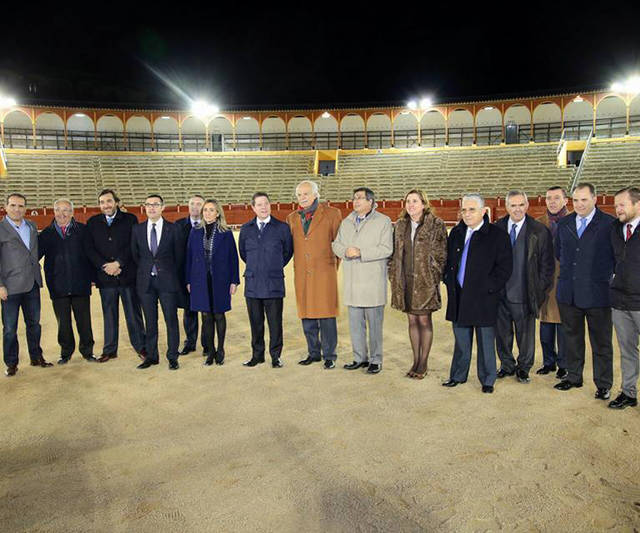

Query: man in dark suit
<box><xmin>494</xmin><ymin>191</ymin><xmax>554</xmax><ymax>383</ymax></box>
<box><xmin>84</xmin><ymin>189</ymin><xmax>146</xmax><ymax>363</ymax></box>
<box><xmin>131</xmin><ymin>194</ymin><xmax>184</xmax><ymax>370</ymax></box>
<box><xmin>0</xmin><ymin>193</ymin><xmax>53</xmax><ymax>376</ymax></box>
<box><xmin>554</xmin><ymin>182</ymin><xmax>616</xmax><ymax>400</ymax></box>
<box><xmin>239</xmin><ymin>192</ymin><xmax>293</xmax><ymax>368</ymax></box>
<box><xmin>174</xmin><ymin>194</ymin><xmax>204</xmax><ymax>356</ymax></box>
<box><xmin>39</xmin><ymin>198</ymin><xmax>97</xmax><ymax>364</ymax></box>
<box><xmin>442</xmin><ymin>194</ymin><xmax>512</xmax><ymax>393</ymax></box>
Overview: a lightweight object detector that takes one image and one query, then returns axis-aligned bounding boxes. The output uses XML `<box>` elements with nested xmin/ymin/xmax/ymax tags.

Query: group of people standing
<box><xmin>1</xmin><ymin>181</ymin><xmax>639</xmax><ymax>409</ymax></box>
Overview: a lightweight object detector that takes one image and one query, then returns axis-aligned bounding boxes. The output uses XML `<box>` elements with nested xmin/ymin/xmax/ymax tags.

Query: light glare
<box><xmin>0</xmin><ymin>96</ymin><xmax>17</xmax><ymax>108</ymax></box>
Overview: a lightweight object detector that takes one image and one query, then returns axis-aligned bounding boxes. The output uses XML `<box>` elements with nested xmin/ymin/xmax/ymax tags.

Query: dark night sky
<box><xmin>2</xmin><ymin>6</ymin><xmax>640</xmax><ymax>110</ymax></box>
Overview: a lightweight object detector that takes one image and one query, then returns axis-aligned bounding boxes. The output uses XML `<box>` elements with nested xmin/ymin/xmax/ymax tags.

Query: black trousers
<box><xmin>246</xmin><ymin>297</ymin><xmax>283</xmax><ymax>362</ymax></box>
<box><xmin>558</xmin><ymin>303</ymin><xmax>613</xmax><ymax>389</ymax></box>
<box><xmin>495</xmin><ymin>299</ymin><xmax>536</xmax><ymax>373</ymax></box>
<box><xmin>201</xmin><ymin>312</ymin><xmax>226</xmax><ymax>360</ymax></box>
<box><xmin>51</xmin><ymin>295</ymin><xmax>94</xmax><ymax>359</ymax></box>
<box><xmin>139</xmin><ymin>277</ymin><xmax>179</xmax><ymax>363</ymax></box>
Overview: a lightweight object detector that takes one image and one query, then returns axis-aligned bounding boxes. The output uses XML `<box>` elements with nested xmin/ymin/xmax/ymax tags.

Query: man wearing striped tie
<box><xmin>554</xmin><ymin>183</ymin><xmax>616</xmax><ymax>400</ymax></box>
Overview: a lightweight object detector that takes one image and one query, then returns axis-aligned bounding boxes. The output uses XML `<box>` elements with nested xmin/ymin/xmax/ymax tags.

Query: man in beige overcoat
<box><xmin>287</xmin><ymin>180</ymin><xmax>342</xmax><ymax>369</ymax></box>
<box><xmin>332</xmin><ymin>187</ymin><xmax>393</xmax><ymax>374</ymax></box>
<box><xmin>536</xmin><ymin>186</ymin><xmax>570</xmax><ymax>379</ymax></box>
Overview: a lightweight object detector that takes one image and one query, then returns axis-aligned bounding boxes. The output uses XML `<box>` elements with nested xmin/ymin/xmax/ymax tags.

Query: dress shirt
<box><xmin>190</xmin><ymin>217</ymin><xmax>200</xmax><ymax>228</ymax></box>
<box><xmin>464</xmin><ymin>220</ymin><xmax>484</xmax><ymax>243</ymax></box>
<box><xmin>508</xmin><ymin>218</ymin><xmax>525</xmax><ymax>241</ymax></box>
<box><xmin>8</xmin><ymin>218</ymin><xmax>30</xmax><ymax>248</ymax></box>
<box><xmin>105</xmin><ymin>213</ymin><xmax>116</xmax><ymax>226</ymax></box>
<box><xmin>257</xmin><ymin>215</ymin><xmax>271</xmax><ymax>226</ymax></box>
<box><xmin>624</xmin><ymin>216</ymin><xmax>640</xmax><ymax>241</ymax></box>
<box><xmin>576</xmin><ymin>208</ymin><xmax>596</xmax><ymax>233</ymax></box>
<box><xmin>147</xmin><ymin>218</ymin><xmax>164</xmax><ymax>250</ymax></box>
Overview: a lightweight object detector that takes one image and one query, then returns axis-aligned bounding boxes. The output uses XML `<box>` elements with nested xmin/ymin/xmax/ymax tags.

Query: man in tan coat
<box><xmin>287</xmin><ymin>180</ymin><xmax>342</xmax><ymax>369</ymax></box>
<box><xmin>536</xmin><ymin>186</ymin><xmax>570</xmax><ymax>379</ymax></box>
<box><xmin>332</xmin><ymin>187</ymin><xmax>393</xmax><ymax>374</ymax></box>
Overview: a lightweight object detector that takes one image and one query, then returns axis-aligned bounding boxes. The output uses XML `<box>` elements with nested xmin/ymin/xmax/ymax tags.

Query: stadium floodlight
<box><xmin>573</xmin><ymin>95</ymin><xmax>583</xmax><ymax>103</ymax></box>
<box><xmin>242</xmin><ymin>116</ymin><xmax>252</xmax><ymax>120</ymax></box>
<box><xmin>611</xmin><ymin>75</ymin><xmax>640</xmax><ymax>94</ymax></box>
<box><xmin>160</xmin><ymin>116</ymin><xmax>171</xmax><ymax>120</ymax></box>
<box><xmin>407</xmin><ymin>100</ymin><xmax>418</xmax><ymax>110</ymax></box>
<box><xmin>484</xmin><ymin>106</ymin><xmax>494</xmax><ymax>111</ymax></box>
<box><xmin>74</xmin><ymin>113</ymin><xmax>86</xmax><ymax>117</ymax></box>
<box><xmin>322</xmin><ymin>112</ymin><xmax>331</xmax><ymax>119</ymax></box>
<box><xmin>419</xmin><ymin>97</ymin><xmax>433</xmax><ymax>109</ymax></box>
<box><xmin>0</xmin><ymin>95</ymin><xmax>16</xmax><ymax>108</ymax></box>
<box><xmin>191</xmin><ymin>100</ymin><xmax>219</xmax><ymax>118</ymax></box>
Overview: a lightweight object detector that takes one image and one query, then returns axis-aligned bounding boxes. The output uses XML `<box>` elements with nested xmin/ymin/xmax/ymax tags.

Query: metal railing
<box><xmin>570</xmin><ymin>129</ymin><xmax>593</xmax><ymax>192</ymax></box>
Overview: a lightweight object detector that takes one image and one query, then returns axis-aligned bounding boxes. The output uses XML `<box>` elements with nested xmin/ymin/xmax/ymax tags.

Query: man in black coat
<box><xmin>442</xmin><ymin>194</ymin><xmax>512</xmax><ymax>393</ymax></box>
<box><xmin>174</xmin><ymin>194</ymin><xmax>204</xmax><ymax>356</ymax></box>
<box><xmin>84</xmin><ymin>189</ymin><xmax>146</xmax><ymax>363</ymax></box>
<box><xmin>494</xmin><ymin>191</ymin><xmax>554</xmax><ymax>383</ymax></box>
<box><xmin>608</xmin><ymin>186</ymin><xmax>640</xmax><ymax>409</ymax></box>
<box><xmin>39</xmin><ymin>199</ymin><xmax>97</xmax><ymax>364</ymax></box>
<box><xmin>131</xmin><ymin>194</ymin><xmax>184</xmax><ymax>370</ymax></box>
<box><xmin>554</xmin><ymin>182</ymin><xmax>615</xmax><ymax>400</ymax></box>
<box><xmin>238</xmin><ymin>192</ymin><xmax>293</xmax><ymax>368</ymax></box>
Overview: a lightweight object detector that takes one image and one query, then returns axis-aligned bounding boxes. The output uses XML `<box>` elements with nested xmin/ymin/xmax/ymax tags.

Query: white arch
<box><xmin>67</xmin><ymin>114</ymin><xmax>94</xmax><ymax>132</ymax></box>
<box><xmin>4</xmin><ymin>110</ymin><xmax>32</xmax><ymax>128</ymax></box>
<box><xmin>97</xmin><ymin>115</ymin><xmax>124</xmax><ymax>132</ymax></box>
<box><xmin>563</xmin><ymin>100</ymin><xmax>593</xmax><ymax>122</ymax></box>
<box><xmin>288</xmin><ymin>116</ymin><xmax>312</xmax><ymax>133</ymax></box>
<box><xmin>314</xmin><ymin>115</ymin><xmax>338</xmax><ymax>133</ymax></box>
<box><xmin>126</xmin><ymin>116</ymin><xmax>151</xmax><ymax>133</ymax></box>
<box><xmin>262</xmin><ymin>117</ymin><xmax>286</xmax><ymax>134</ymax></box>
<box><xmin>393</xmin><ymin>112</ymin><xmax>418</xmax><ymax>130</ymax></box>
<box><xmin>475</xmin><ymin>107</ymin><xmax>502</xmax><ymax>127</ymax></box>
<box><xmin>504</xmin><ymin>105</ymin><xmax>531</xmax><ymax>125</ymax></box>
<box><xmin>533</xmin><ymin>103</ymin><xmax>561</xmax><ymax>123</ymax></box>
<box><xmin>36</xmin><ymin>112</ymin><xmax>65</xmax><ymax>130</ymax></box>
<box><xmin>236</xmin><ymin>117</ymin><xmax>259</xmax><ymax>134</ymax></box>
<box><xmin>209</xmin><ymin>116</ymin><xmax>233</xmax><ymax>135</ymax></box>
<box><xmin>153</xmin><ymin>116</ymin><xmax>179</xmax><ymax>134</ymax></box>
<box><xmin>596</xmin><ymin>95</ymin><xmax>626</xmax><ymax>119</ymax></box>
<box><xmin>340</xmin><ymin>114</ymin><xmax>365</xmax><ymax>132</ymax></box>
<box><xmin>631</xmin><ymin>94</ymin><xmax>640</xmax><ymax>116</ymax></box>
<box><xmin>420</xmin><ymin>110</ymin><xmax>445</xmax><ymax>129</ymax></box>
<box><xmin>448</xmin><ymin>109</ymin><xmax>473</xmax><ymax>128</ymax></box>
<box><xmin>366</xmin><ymin>113</ymin><xmax>391</xmax><ymax>131</ymax></box>
<box><xmin>182</xmin><ymin>117</ymin><xmax>206</xmax><ymax>134</ymax></box>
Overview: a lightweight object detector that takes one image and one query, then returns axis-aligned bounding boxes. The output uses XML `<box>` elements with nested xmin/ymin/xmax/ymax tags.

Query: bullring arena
<box><xmin>1</xmin><ymin>90</ymin><xmax>640</xmax><ymax>532</ymax></box>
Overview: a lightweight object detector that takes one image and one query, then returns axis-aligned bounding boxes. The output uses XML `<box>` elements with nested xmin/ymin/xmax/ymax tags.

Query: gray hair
<box><xmin>296</xmin><ymin>179</ymin><xmax>319</xmax><ymax>198</ymax></box>
<box><xmin>54</xmin><ymin>198</ymin><xmax>74</xmax><ymax>211</ymax></box>
<box><xmin>462</xmin><ymin>194</ymin><xmax>484</xmax><ymax>209</ymax></box>
<box><xmin>505</xmin><ymin>190</ymin><xmax>528</xmax><ymax>205</ymax></box>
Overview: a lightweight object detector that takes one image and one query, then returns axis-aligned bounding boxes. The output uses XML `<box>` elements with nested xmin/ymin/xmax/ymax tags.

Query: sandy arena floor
<box><xmin>2</xmin><ymin>240</ymin><xmax>640</xmax><ymax>532</ymax></box>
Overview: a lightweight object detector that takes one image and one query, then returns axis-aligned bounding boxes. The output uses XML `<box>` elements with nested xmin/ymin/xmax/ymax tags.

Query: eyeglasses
<box><xmin>144</xmin><ymin>203</ymin><xmax>162</xmax><ymax>208</ymax></box>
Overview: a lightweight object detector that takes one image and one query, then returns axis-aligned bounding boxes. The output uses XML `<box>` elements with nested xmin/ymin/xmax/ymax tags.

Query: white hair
<box><xmin>54</xmin><ymin>198</ymin><xmax>74</xmax><ymax>211</ymax></box>
<box><xmin>462</xmin><ymin>194</ymin><xmax>484</xmax><ymax>209</ymax></box>
<box><xmin>295</xmin><ymin>179</ymin><xmax>319</xmax><ymax>198</ymax></box>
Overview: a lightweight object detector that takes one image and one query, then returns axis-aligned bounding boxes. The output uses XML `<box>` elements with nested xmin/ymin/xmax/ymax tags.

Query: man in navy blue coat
<box><xmin>554</xmin><ymin>183</ymin><xmax>615</xmax><ymax>399</ymax></box>
<box><xmin>238</xmin><ymin>192</ymin><xmax>293</xmax><ymax>368</ymax></box>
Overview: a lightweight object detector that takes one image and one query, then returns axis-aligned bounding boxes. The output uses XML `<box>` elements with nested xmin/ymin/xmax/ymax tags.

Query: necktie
<box><xmin>150</xmin><ymin>223</ymin><xmax>158</xmax><ymax>275</ymax></box>
<box><xmin>510</xmin><ymin>224</ymin><xmax>517</xmax><ymax>247</ymax></box>
<box><xmin>577</xmin><ymin>217</ymin><xmax>587</xmax><ymax>238</ymax></box>
<box><xmin>259</xmin><ymin>221</ymin><xmax>265</xmax><ymax>233</ymax></box>
<box><xmin>627</xmin><ymin>224</ymin><xmax>633</xmax><ymax>242</ymax></box>
<box><xmin>106</xmin><ymin>217</ymin><xmax>112</xmax><ymax>227</ymax></box>
<box><xmin>61</xmin><ymin>225</ymin><xmax>67</xmax><ymax>238</ymax></box>
<box><xmin>457</xmin><ymin>232</ymin><xmax>472</xmax><ymax>287</ymax></box>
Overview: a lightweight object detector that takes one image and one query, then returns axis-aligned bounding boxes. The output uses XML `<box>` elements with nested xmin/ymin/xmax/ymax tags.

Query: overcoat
<box><xmin>610</xmin><ymin>219</ymin><xmax>640</xmax><ymax>311</ymax></box>
<box><xmin>286</xmin><ymin>203</ymin><xmax>342</xmax><ymax>319</ymax></box>
<box><xmin>536</xmin><ymin>211</ymin><xmax>568</xmax><ymax>323</ymax></box>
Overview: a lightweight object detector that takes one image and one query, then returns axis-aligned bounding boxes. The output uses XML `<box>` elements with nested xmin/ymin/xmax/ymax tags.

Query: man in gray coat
<box><xmin>332</xmin><ymin>187</ymin><xmax>393</xmax><ymax>374</ymax></box>
<box><xmin>0</xmin><ymin>193</ymin><xmax>53</xmax><ymax>376</ymax></box>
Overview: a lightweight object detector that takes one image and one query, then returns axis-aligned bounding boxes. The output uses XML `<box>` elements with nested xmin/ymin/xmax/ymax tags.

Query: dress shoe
<box><xmin>168</xmin><ymin>360</ymin><xmax>179</xmax><ymax>370</ymax></box>
<box><xmin>298</xmin><ymin>356</ymin><xmax>322</xmax><ymax>365</ymax></box>
<box><xmin>243</xmin><ymin>358</ymin><xmax>265</xmax><ymax>367</ymax></box>
<box><xmin>608</xmin><ymin>392</ymin><xmax>638</xmax><ymax>410</ymax></box>
<box><xmin>57</xmin><ymin>357</ymin><xmax>71</xmax><ymax>365</ymax></box>
<box><xmin>136</xmin><ymin>360</ymin><xmax>158</xmax><ymax>369</ymax></box>
<box><xmin>343</xmin><ymin>361</ymin><xmax>369</xmax><ymax>370</ymax></box>
<box><xmin>324</xmin><ymin>360</ymin><xmax>336</xmax><ymax>369</ymax></box>
<box><xmin>594</xmin><ymin>388</ymin><xmax>611</xmax><ymax>400</ymax></box>
<box><xmin>204</xmin><ymin>354</ymin><xmax>215</xmax><ymax>366</ymax></box>
<box><xmin>497</xmin><ymin>369</ymin><xmax>515</xmax><ymax>378</ymax></box>
<box><xmin>215</xmin><ymin>351</ymin><xmax>225</xmax><ymax>365</ymax></box>
<box><xmin>442</xmin><ymin>379</ymin><xmax>465</xmax><ymax>387</ymax></box>
<box><xmin>536</xmin><ymin>365</ymin><xmax>556</xmax><ymax>375</ymax></box>
<box><xmin>83</xmin><ymin>355</ymin><xmax>98</xmax><ymax>363</ymax></box>
<box><xmin>556</xmin><ymin>368</ymin><xmax>568</xmax><ymax>380</ymax></box>
<box><xmin>482</xmin><ymin>385</ymin><xmax>494</xmax><ymax>393</ymax></box>
<box><xmin>31</xmin><ymin>357</ymin><xmax>53</xmax><ymax>367</ymax></box>
<box><xmin>516</xmin><ymin>370</ymin><xmax>530</xmax><ymax>383</ymax></box>
<box><xmin>5</xmin><ymin>365</ymin><xmax>17</xmax><ymax>377</ymax></box>
<box><xmin>179</xmin><ymin>346</ymin><xmax>195</xmax><ymax>356</ymax></box>
<box><xmin>367</xmin><ymin>363</ymin><xmax>381</xmax><ymax>374</ymax></box>
<box><xmin>98</xmin><ymin>353</ymin><xmax>117</xmax><ymax>363</ymax></box>
<box><xmin>272</xmin><ymin>359</ymin><xmax>284</xmax><ymax>368</ymax></box>
<box><xmin>554</xmin><ymin>380</ymin><xmax>583</xmax><ymax>391</ymax></box>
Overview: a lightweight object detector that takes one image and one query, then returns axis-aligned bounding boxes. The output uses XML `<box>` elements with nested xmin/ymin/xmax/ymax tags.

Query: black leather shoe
<box><xmin>497</xmin><ymin>369</ymin><xmax>515</xmax><ymax>378</ymax></box>
<box><xmin>83</xmin><ymin>355</ymin><xmax>98</xmax><ymax>363</ymax></box>
<box><xmin>536</xmin><ymin>365</ymin><xmax>555</xmax><ymax>375</ymax></box>
<box><xmin>594</xmin><ymin>388</ymin><xmax>610</xmax><ymax>400</ymax></box>
<box><xmin>344</xmin><ymin>361</ymin><xmax>369</xmax><ymax>370</ymax></box>
<box><xmin>204</xmin><ymin>354</ymin><xmax>215</xmax><ymax>366</ymax></box>
<box><xmin>137</xmin><ymin>360</ymin><xmax>158</xmax><ymax>369</ymax></box>
<box><xmin>57</xmin><ymin>357</ymin><xmax>70</xmax><ymax>365</ymax></box>
<box><xmin>31</xmin><ymin>357</ymin><xmax>53</xmax><ymax>367</ymax></box>
<box><xmin>482</xmin><ymin>385</ymin><xmax>494</xmax><ymax>393</ymax></box>
<box><xmin>324</xmin><ymin>360</ymin><xmax>336</xmax><ymax>369</ymax></box>
<box><xmin>243</xmin><ymin>358</ymin><xmax>264</xmax><ymax>367</ymax></box>
<box><xmin>442</xmin><ymin>379</ymin><xmax>465</xmax><ymax>387</ymax></box>
<box><xmin>554</xmin><ymin>380</ymin><xmax>583</xmax><ymax>391</ymax></box>
<box><xmin>215</xmin><ymin>351</ymin><xmax>225</xmax><ymax>365</ymax></box>
<box><xmin>556</xmin><ymin>368</ymin><xmax>568</xmax><ymax>380</ymax></box>
<box><xmin>516</xmin><ymin>370</ymin><xmax>531</xmax><ymax>383</ymax></box>
<box><xmin>608</xmin><ymin>392</ymin><xmax>638</xmax><ymax>409</ymax></box>
<box><xmin>272</xmin><ymin>359</ymin><xmax>283</xmax><ymax>368</ymax></box>
<box><xmin>98</xmin><ymin>353</ymin><xmax>117</xmax><ymax>363</ymax></box>
<box><xmin>179</xmin><ymin>346</ymin><xmax>195</xmax><ymax>356</ymax></box>
<box><xmin>169</xmin><ymin>360</ymin><xmax>179</xmax><ymax>370</ymax></box>
<box><xmin>367</xmin><ymin>363</ymin><xmax>381</xmax><ymax>374</ymax></box>
<box><xmin>5</xmin><ymin>365</ymin><xmax>17</xmax><ymax>377</ymax></box>
<box><xmin>298</xmin><ymin>356</ymin><xmax>321</xmax><ymax>365</ymax></box>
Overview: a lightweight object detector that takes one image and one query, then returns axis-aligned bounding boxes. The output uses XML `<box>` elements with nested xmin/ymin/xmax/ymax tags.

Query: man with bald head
<box><xmin>39</xmin><ymin>199</ymin><xmax>97</xmax><ymax>364</ymax></box>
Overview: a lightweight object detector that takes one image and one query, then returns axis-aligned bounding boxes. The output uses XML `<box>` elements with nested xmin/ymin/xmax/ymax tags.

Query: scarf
<box><xmin>547</xmin><ymin>206</ymin><xmax>568</xmax><ymax>239</ymax></box>
<box><xmin>298</xmin><ymin>198</ymin><xmax>319</xmax><ymax>235</ymax></box>
<box><xmin>203</xmin><ymin>222</ymin><xmax>217</xmax><ymax>267</ymax></box>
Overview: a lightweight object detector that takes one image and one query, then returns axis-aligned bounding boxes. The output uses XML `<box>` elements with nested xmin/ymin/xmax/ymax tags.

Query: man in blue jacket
<box><xmin>238</xmin><ymin>192</ymin><xmax>293</xmax><ymax>368</ymax></box>
<box><xmin>554</xmin><ymin>182</ymin><xmax>615</xmax><ymax>400</ymax></box>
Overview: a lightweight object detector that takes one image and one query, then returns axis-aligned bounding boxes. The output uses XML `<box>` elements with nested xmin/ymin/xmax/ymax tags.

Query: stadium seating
<box><xmin>577</xmin><ymin>138</ymin><xmax>640</xmax><ymax>194</ymax></box>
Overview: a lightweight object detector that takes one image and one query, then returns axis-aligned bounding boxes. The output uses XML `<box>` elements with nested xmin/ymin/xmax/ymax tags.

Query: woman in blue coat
<box><xmin>185</xmin><ymin>199</ymin><xmax>240</xmax><ymax>366</ymax></box>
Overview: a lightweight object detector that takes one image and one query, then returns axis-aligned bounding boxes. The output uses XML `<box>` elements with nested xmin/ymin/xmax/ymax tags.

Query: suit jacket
<box><xmin>131</xmin><ymin>219</ymin><xmax>184</xmax><ymax>295</ymax></box>
<box><xmin>84</xmin><ymin>209</ymin><xmax>139</xmax><ymax>288</ymax></box>
<box><xmin>555</xmin><ymin>208</ymin><xmax>615</xmax><ymax>308</ymax></box>
<box><xmin>286</xmin><ymin>203</ymin><xmax>342</xmax><ymax>319</ymax></box>
<box><xmin>174</xmin><ymin>216</ymin><xmax>198</xmax><ymax>308</ymax></box>
<box><xmin>494</xmin><ymin>214</ymin><xmax>555</xmax><ymax>317</ymax></box>
<box><xmin>610</xmin><ymin>219</ymin><xmax>640</xmax><ymax>311</ymax></box>
<box><xmin>444</xmin><ymin>214</ymin><xmax>513</xmax><ymax>327</ymax></box>
<box><xmin>0</xmin><ymin>217</ymin><xmax>42</xmax><ymax>295</ymax></box>
<box><xmin>239</xmin><ymin>216</ymin><xmax>293</xmax><ymax>299</ymax></box>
